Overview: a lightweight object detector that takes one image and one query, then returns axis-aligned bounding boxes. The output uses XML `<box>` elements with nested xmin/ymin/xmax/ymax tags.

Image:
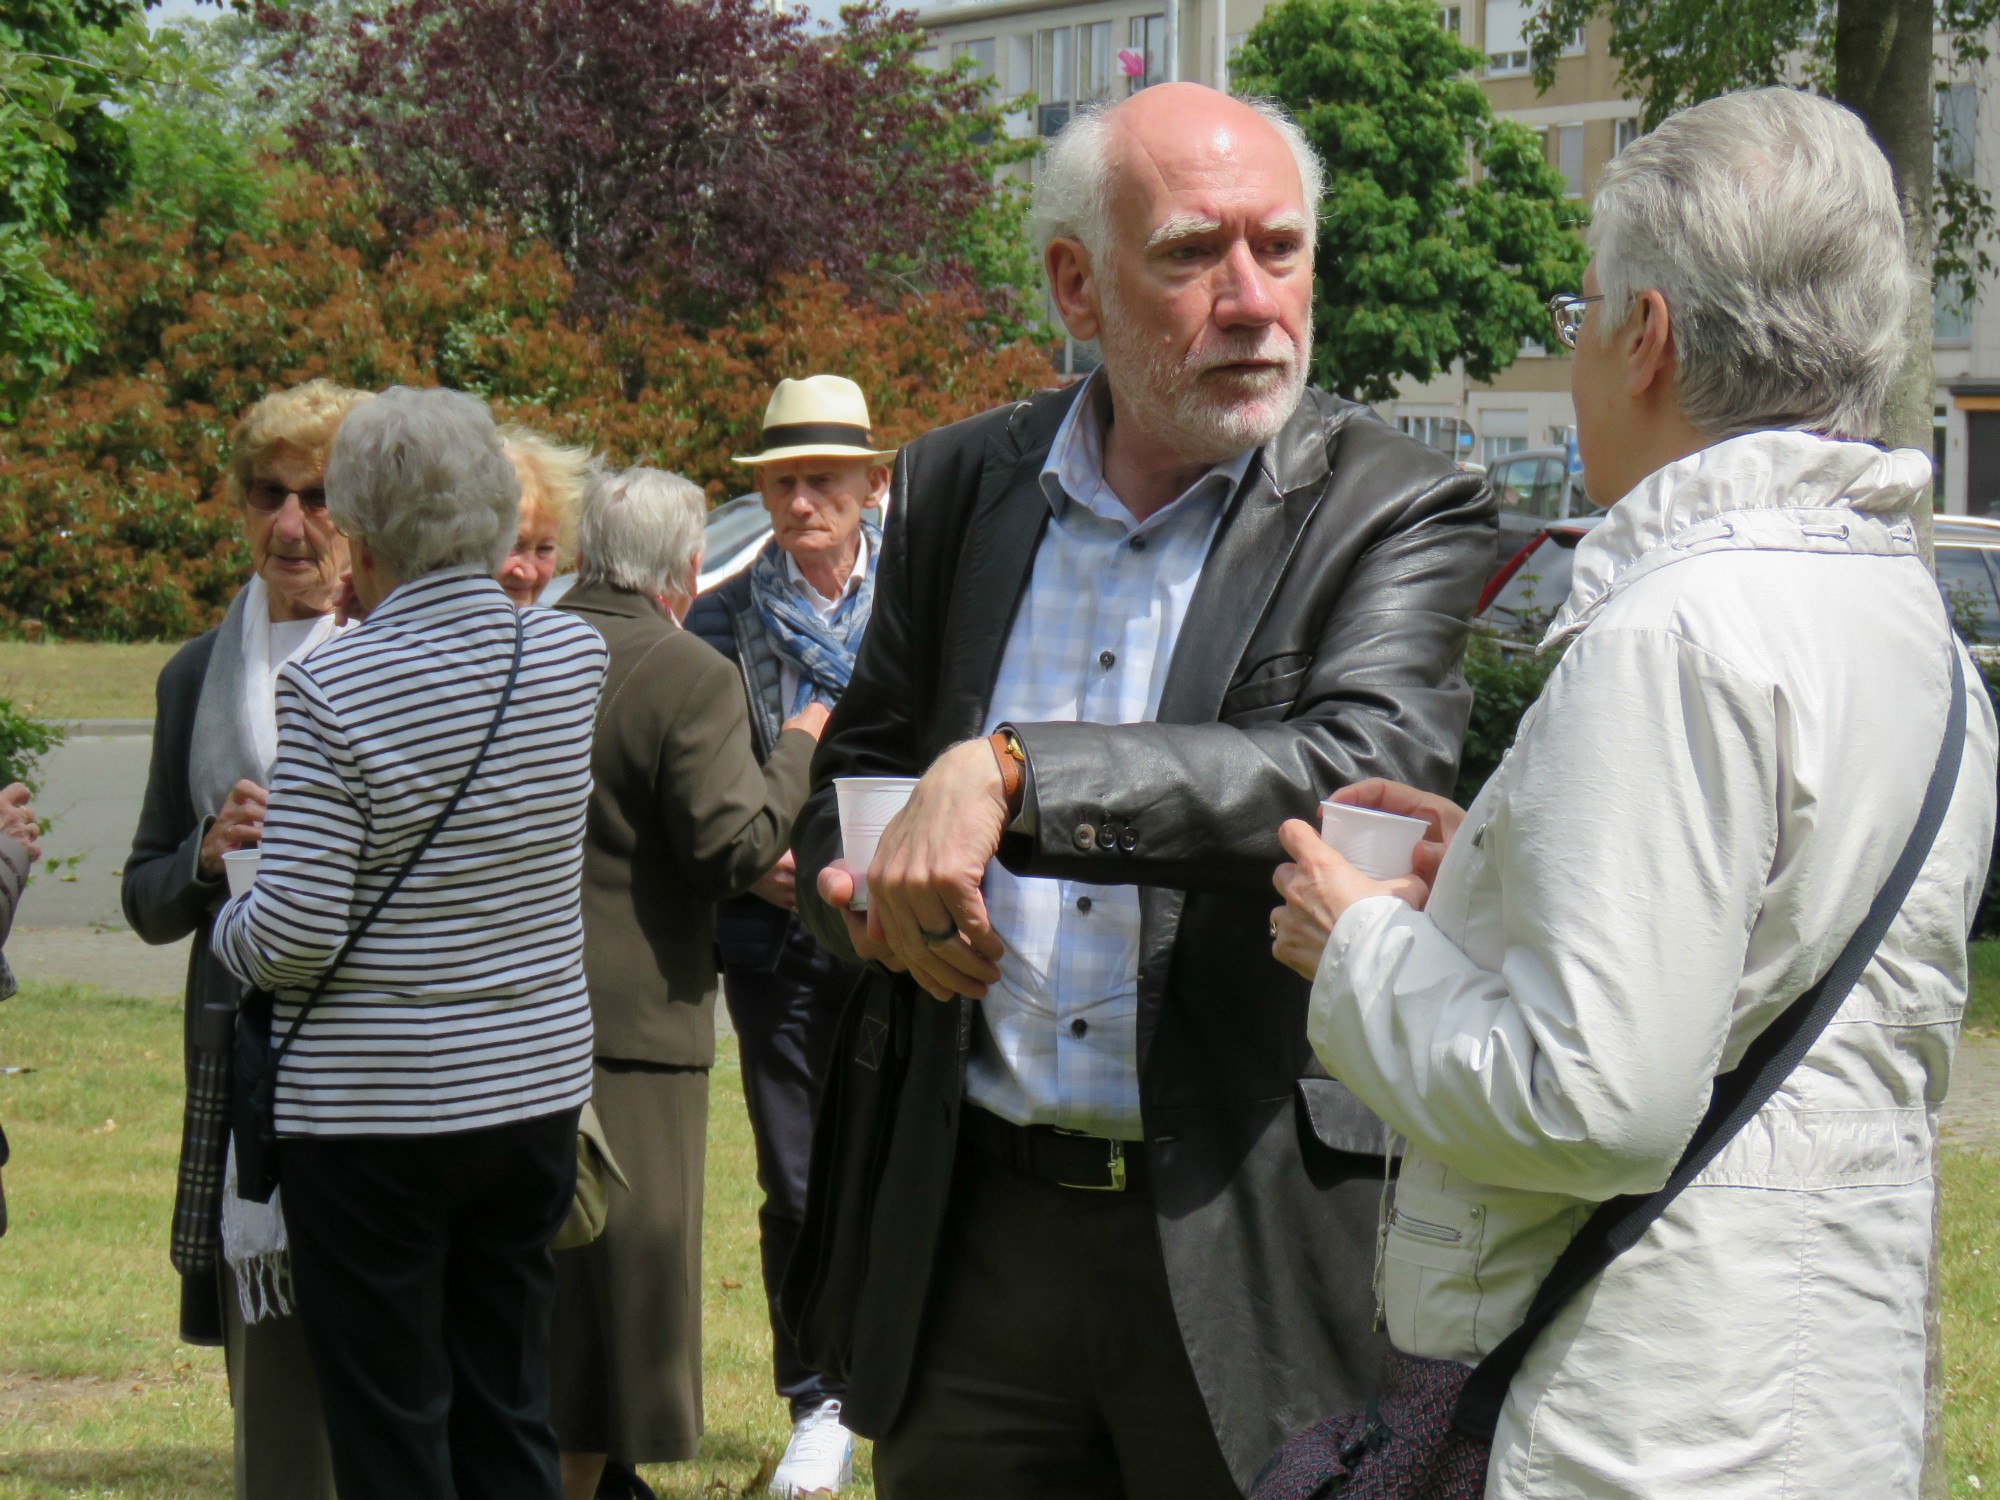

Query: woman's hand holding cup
<box><xmin>199</xmin><ymin>780</ymin><xmax>268</xmax><ymax>880</ymax></box>
<box><xmin>1269</xmin><ymin>819</ymin><xmax>1431</xmax><ymax>982</ymax></box>
<box><xmin>1330</xmin><ymin>779</ymin><xmax>1466</xmax><ymax>887</ymax></box>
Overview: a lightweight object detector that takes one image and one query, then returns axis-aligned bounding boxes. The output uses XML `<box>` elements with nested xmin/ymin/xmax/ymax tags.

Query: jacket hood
<box><xmin>1546</xmin><ymin>430</ymin><xmax>1932</xmax><ymax>645</ymax></box>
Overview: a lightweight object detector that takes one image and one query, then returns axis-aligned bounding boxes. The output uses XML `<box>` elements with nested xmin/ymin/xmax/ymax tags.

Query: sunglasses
<box><xmin>245</xmin><ymin>478</ymin><xmax>329</xmax><ymax>513</ymax></box>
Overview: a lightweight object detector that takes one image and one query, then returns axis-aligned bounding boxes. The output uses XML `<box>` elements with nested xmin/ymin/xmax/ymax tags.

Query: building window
<box><xmin>1437</xmin><ymin>5</ymin><xmax>1462</xmax><ymax>37</ymax></box>
<box><xmin>1936</xmin><ymin>83</ymin><xmax>1977</xmax><ymax>343</ymax></box>
<box><xmin>1035</xmin><ymin>24</ymin><xmax>1114</xmax><ymax>136</ymax></box>
<box><xmin>1556</xmin><ymin>123</ymin><xmax>1584</xmax><ymax>197</ymax></box>
<box><xmin>1936</xmin><ymin>406</ymin><xmax>1949</xmax><ymax>508</ymax></box>
<box><xmin>1397</xmin><ymin>413</ymin><xmax>1473</xmax><ymax>459</ymax></box>
<box><xmin>1479</xmin><ymin>408</ymin><xmax>1528</xmax><ymax>464</ymax></box>
<box><xmin>1126</xmin><ymin>14</ymin><xmax>1166</xmax><ymax>91</ymax></box>
<box><xmin>1080</xmin><ymin>21</ymin><xmax>1113</xmax><ymax>99</ymax></box>
<box><xmin>1483</xmin><ymin>0</ymin><xmax>1529</xmax><ymax>74</ymax></box>
<box><xmin>914</xmin><ymin>45</ymin><xmax>940</xmax><ymax>70</ymax></box>
<box><xmin>952</xmin><ymin>37</ymin><xmax>997</xmax><ymax>81</ymax></box>
<box><xmin>1614</xmin><ymin>116</ymin><xmax>1641</xmax><ymax>155</ymax></box>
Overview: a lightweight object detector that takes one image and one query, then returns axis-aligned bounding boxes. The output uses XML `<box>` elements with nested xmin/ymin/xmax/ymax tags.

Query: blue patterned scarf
<box><xmin>750</xmin><ymin>520</ymin><xmax>880</xmax><ymax>716</ymax></box>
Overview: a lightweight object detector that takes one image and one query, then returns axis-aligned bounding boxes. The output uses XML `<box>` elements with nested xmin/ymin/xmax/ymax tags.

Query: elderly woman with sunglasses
<box><xmin>1270</xmin><ymin>90</ymin><xmax>1997</xmax><ymax>1499</ymax></box>
<box><xmin>124</xmin><ymin>379</ymin><xmax>368</xmax><ymax>1500</ymax></box>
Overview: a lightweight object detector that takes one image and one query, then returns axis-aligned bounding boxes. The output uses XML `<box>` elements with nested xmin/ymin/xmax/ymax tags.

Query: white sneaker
<box><xmin>769</xmin><ymin>1398</ymin><xmax>855</xmax><ymax>1497</ymax></box>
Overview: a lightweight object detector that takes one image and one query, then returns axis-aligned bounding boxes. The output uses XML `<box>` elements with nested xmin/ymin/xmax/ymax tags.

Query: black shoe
<box><xmin>595</xmin><ymin>1461</ymin><xmax>658</xmax><ymax>1500</ymax></box>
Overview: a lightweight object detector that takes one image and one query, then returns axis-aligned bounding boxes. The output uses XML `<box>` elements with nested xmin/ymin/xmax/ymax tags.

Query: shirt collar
<box><xmin>1038</xmin><ymin>371</ymin><xmax>1256</xmax><ymax>531</ymax></box>
<box><xmin>784</xmin><ymin>528</ymin><xmax>870</xmax><ymax>613</ymax></box>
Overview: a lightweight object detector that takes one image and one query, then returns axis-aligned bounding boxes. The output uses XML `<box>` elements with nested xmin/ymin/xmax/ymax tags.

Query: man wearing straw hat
<box><xmin>684</xmin><ymin>374</ymin><xmax>894</xmax><ymax>1498</ymax></box>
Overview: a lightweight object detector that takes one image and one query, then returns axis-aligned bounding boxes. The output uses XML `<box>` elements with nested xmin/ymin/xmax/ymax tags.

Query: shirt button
<box><xmin>1130</xmin><ymin>535</ymin><xmax>1148</xmax><ymax>552</ymax></box>
<box><xmin>1098</xmin><ymin>649</ymin><xmax>1116</xmax><ymax>669</ymax></box>
<box><xmin>1076</xmin><ymin>895</ymin><xmax>1092</xmax><ymax>913</ymax></box>
<box><xmin>1070</xmin><ymin>1018</ymin><xmax>1089</xmax><ymax>1038</ymax></box>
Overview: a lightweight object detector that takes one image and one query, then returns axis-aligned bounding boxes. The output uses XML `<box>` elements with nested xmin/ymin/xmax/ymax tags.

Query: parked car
<box><xmin>1488</xmin><ymin>446</ymin><xmax>1600</xmax><ymax>550</ymax></box>
<box><xmin>1478</xmin><ymin>511</ymin><xmax>2000</xmax><ymax>658</ymax></box>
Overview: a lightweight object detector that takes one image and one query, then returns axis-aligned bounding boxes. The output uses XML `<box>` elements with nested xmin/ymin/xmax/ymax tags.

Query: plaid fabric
<box><xmin>169</xmin><ymin>1048</ymin><xmax>231</xmax><ymax>1275</ymax></box>
<box><xmin>1251</xmin><ymin>1349</ymin><xmax>1492</xmax><ymax>1500</ymax></box>
<box><xmin>968</xmin><ymin>374</ymin><xmax>1249</xmax><ymax>1140</ymax></box>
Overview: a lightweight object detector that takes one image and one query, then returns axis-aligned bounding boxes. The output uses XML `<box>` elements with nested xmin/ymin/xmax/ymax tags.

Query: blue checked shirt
<box><xmin>969</xmin><ymin>376</ymin><xmax>1253</xmax><ymax>1140</ymax></box>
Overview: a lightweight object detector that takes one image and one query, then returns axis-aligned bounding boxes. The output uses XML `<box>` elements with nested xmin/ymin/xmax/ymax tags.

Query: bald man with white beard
<box><xmin>790</xmin><ymin>86</ymin><xmax>1497</xmax><ymax>1495</ymax></box>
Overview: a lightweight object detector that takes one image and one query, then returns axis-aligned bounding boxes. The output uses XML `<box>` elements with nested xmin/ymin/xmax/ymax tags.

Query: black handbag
<box><xmin>231</xmin><ymin>612</ymin><xmax>524</xmax><ymax>1204</ymax></box>
<box><xmin>1254</xmin><ymin>645</ymin><xmax>1970</xmax><ymax>1500</ymax></box>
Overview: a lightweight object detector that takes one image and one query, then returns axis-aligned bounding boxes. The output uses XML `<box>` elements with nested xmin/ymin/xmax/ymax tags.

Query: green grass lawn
<box><xmin>1968</xmin><ymin>938</ymin><xmax>2000</xmax><ymax>1035</ymax></box>
<box><xmin>0</xmin><ymin>645</ymin><xmax>180</xmax><ymax>723</ymax></box>
<box><xmin>0</xmin><ymin>983</ymin><xmax>875</xmax><ymax>1498</ymax></box>
<box><xmin>2</xmin><ymin>982</ymin><xmax>1997</xmax><ymax>1497</ymax></box>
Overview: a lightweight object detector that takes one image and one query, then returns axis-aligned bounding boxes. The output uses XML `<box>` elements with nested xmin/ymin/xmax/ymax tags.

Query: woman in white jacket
<box><xmin>1270</xmin><ymin>88</ymin><xmax>1998</xmax><ymax>1499</ymax></box>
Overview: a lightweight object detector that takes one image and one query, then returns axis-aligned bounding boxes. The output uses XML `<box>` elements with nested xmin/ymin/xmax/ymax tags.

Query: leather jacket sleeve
<box><xmin>1006</xmin><ymin>467</ymin><xmax>1493</xmax><ymax>898</ymax></box>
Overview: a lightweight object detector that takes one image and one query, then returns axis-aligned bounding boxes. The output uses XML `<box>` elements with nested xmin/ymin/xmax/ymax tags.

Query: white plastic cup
<box><xmin>835</xmin><ymin>777</ymin><xmax>919</xmax><ymax>911</ymax></box>
<box><xmin>1319</xmin><ymin>800</ymin><xmax>1430</xmax><ymax>881</ymax></box>
<box><xmin>221</xmin><ymin>847</ymin><xmax>262</xmax><ymax>898</ymax></box>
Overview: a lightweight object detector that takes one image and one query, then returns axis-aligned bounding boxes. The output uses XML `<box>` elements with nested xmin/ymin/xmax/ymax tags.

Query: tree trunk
<box><xmin>1836</xmin><ymin>0</ymin><xmax>1936</xmax><ymax>558</ymax></box>
<box><xmin>1835</xmin><ymin>11</ymin><xmax>1946</xmax><ymax>1495</ymax></box>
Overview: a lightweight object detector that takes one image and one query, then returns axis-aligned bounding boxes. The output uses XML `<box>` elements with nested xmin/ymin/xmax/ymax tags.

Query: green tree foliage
<box><xmin>1525</xmin><ymin>0</ymin><xmax>1998</xmax><ymax>304</ymax></box>
<box><xmin>1</xmin><ymin>1</ymin><xmax>208</xmax><ymax>402</ymax></box>
<box><xmin>1232</xmin><ymin>0</ymin><xmax>1588</xmax><ymax>402</ymax></box>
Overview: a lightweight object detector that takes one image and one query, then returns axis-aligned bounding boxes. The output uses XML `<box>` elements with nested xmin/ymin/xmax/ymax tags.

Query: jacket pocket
<box><xmin>1382</xmin><ymin>1181</ymin><xmax>1488</xmax><ymax>1363</ymax></box>
<box><xmin>1296</xmin><ymin>1076</ymin><xmax>1397</xmax><ymax>1159</ymax></box>
<box><xmin>1221</xmin><ymin>659</ymin><xmax>1311</xmax><ymax>720</ymax></box>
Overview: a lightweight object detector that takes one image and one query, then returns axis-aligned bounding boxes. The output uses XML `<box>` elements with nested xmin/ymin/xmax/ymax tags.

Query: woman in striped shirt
<box><xmin>214</xmin><ymin>386</ymin><xmax>607</xmax><ymax>1500</ymax></box>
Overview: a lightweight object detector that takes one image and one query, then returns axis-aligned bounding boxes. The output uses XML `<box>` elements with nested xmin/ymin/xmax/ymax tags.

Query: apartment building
<box><xmin>916</xmin><ymin>0</ymin><xmax>2000</xmax><ymax>512</ymax></box>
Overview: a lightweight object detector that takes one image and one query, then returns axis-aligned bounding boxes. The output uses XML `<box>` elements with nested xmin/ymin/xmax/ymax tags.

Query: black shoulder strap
<box><xmin>267</xmin><ymin>607</ymin><xmax>527</xmax><ymax>1066</ymax></box>
<box><xmin>1454</xmin><ymin>643</ymin><xmax>1969</xmax><ymax>1439</ymax></box>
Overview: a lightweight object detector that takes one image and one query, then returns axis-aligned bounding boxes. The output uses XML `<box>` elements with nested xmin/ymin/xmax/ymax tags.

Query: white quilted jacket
<box><xmin>1309</xmin><ymin>431</ymin><xmax>1998</xmax><ymax>1499</ymax></box>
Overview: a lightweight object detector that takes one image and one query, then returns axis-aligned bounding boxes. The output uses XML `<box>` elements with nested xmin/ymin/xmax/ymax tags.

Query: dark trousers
<box><xmin>722</xmin><ymin>921</ymin><xmax>855</xmax><ymax>1418</ymax></box>
<box><xmin>872</xmin><ymin>1119</ymin><xmax>1242</xmax><ymax>1500</ymax></box>
<box><xmin>280</xmin><ymin>1108</ymin><xmax>581</xmax><ymax>1500</ymax></box>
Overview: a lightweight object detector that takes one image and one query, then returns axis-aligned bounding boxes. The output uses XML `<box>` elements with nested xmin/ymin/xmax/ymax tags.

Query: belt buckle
<box><xmin>1057</xmin><ymin>1137</ymin><xmax>1127</xmax><ymax>1192</ymax></box>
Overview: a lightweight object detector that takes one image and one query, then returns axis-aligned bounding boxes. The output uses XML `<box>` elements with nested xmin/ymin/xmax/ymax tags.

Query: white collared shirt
<box><xmin>969</xmin><ymin>374</ymin><xmax>1255</xmax><ymax>1139</ymax></box>
<box><xmin>778</xmin><ymin>530</ymin><xmax>870</xmax><ymax>713</ymax></box>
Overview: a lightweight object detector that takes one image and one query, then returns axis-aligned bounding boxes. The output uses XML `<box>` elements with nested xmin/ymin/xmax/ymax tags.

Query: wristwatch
<box><xmin>988</xmin><ymin>728</ymin><xmax>1026</xmax><ymax>821</ymax></box>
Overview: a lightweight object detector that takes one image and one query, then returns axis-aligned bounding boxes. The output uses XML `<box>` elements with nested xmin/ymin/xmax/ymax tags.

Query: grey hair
<box><xmin>1589</xmin><ymin>87</ymin><xmax>1913</xmax><ymax>441</ymax></box>
<box><xmin>1030</xmin><ymin>94</ymin><xmax>1325</xmax><ymax>273</ymax></box>
<box><xmin>577</xmin><ymin>466</ymin><xmax>707</xmax><ymax>597</ymax></box>
<box><xmin>325</xmin><ymin>386</ymin><xmax>520</xmax><ymax>583</ymax></box>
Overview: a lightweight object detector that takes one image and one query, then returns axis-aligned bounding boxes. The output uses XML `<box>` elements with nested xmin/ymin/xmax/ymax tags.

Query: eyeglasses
<box><xmin>245</xmin><ymin>478</ymin><xmax>328</xmax><ymax>513</ymax></box>
<box><xmin>1546</xmin><ymin>292</ymin><xmax>1605</xmax><ymax>351</ymax></box>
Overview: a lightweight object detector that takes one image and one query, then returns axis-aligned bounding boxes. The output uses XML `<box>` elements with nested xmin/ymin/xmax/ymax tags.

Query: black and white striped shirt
<box><xmin>213</xmin><ymin>570</ymin><xmax>607</xmax><ymax>1136</ymax></box>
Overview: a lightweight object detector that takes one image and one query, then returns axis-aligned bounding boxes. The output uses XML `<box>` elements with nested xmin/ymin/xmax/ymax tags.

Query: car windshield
<box><xmin>703</xmin><ymin>496</ymin><xmax>771</xmax><ymax>557</ymax></box>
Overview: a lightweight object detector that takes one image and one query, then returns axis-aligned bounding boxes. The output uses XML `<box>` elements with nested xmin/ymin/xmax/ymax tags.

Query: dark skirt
<box><xmin>551</xmin><ymin>1060</ymin><xmax>709</xmax><ymax>1461</ymax></box>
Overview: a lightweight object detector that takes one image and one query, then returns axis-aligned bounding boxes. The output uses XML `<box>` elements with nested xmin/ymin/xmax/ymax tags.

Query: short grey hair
<box><xmin>1030</xmin><ymin>95</ymin><xmax>1325</xmax><ymax>273</ymax></box>
<box><xmin>577</xmin><ymin>466</ymin><xmax>707</xmax><ymax>597</ymax></box>
<box><xmin>325</xmin><ymin>386</ymin><xmax>520</xmax><ymax>582</ymax></box>
<box><xmin>1590</xmin><ymin>87</ymin><xmax>1913</xmax><ymax>441</ymax></box>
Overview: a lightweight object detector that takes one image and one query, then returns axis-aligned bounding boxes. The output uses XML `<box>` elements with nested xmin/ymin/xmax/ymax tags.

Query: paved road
<box><xmin>18</xmin><ymin>724</ymin><xmax>152</xmax><ymax>932</ymax></box>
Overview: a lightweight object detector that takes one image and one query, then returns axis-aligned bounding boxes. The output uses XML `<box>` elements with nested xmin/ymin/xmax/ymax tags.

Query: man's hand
<box><xmin>0</xmin><ymin>783</ymin><xmax>41</xmax><ymax>863</ymax></box>
<box><xmin>750</xmin><ymin>850</ymin><xmax>799</xmax><ymax>911</ymax></box>
<box><xmin>1269</xmin><ymin>819</ymin><xmax>1429</xmax><ymax>981</ymax></box>
<box><xmin>815</xmin><ymin>861</ymin><xmax>908</xmax><ymax>974</ymax></box>
<box><xmin>860</xmin><ymin>738</ymin><xmax>1010</xmax><ymax>1002</ymax></box>
<box><xmin>198</xmin><ymin>780</ymin><xmax>268</xmax><ymax>880</ymax></box>
<box><xmin>782</xmin><ymin>702</ymin><xmax>831</xmax><ymax>741</ymax></box>
<box><xmin>1331</xmin><ymin>779</ymin><xmax>1466</xmax><ymax>887</ymax></box>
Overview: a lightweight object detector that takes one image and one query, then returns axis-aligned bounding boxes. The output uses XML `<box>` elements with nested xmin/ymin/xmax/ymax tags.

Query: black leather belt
<box><xmin>960</xmin><ymin>1105</ymin><xmax>1148</xmax><ymax>1193</ymax></box>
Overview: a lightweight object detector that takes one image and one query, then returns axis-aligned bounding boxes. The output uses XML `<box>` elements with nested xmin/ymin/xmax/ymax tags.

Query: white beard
<box><xmin>1095</xmin><ymin>279</ymin><xmax>1312</xmax><ymax>467</ymax></box>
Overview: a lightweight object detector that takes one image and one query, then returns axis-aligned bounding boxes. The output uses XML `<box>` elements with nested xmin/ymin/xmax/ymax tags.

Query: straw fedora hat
<box><xmin>733</xmin><ymin>375</ymin><xmax>898</xmax><ymax>466</ymax></box>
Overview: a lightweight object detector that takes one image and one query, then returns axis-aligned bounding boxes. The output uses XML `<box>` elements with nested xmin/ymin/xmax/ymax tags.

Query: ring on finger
<box><xmin>919</xmin><ymin>920</ymin><xmax>959</xmax><ymax>944</ymax></box>
<box><xmin>1269</xmin><ymin>918</ymin><xmax>1279</xmax><ymax>939</ymax></box>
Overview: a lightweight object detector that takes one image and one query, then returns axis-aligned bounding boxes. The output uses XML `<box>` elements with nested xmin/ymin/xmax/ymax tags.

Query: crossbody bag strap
<box><xmin>1454</xmin><ymin>642</ymin><xmax>1968</xmax><ymax>1440</ymax></box>
<box><xmin>267</xmin><ymin>607</ymin><xmax>527</xmax><ymax>1067</ymax></box>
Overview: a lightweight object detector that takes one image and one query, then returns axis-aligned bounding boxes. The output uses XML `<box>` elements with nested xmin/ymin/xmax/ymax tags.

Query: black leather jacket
<box><xmin>794</xmin><ymin>383</ymin><xmax>1497</xmax><ymax>1486</ymax></box>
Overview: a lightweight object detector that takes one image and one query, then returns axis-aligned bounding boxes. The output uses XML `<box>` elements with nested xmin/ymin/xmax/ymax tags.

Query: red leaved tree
<box><xmin>274</xmin><ymin>0</ymin><xmax>1035</xmax><ymax>326</ymax></box>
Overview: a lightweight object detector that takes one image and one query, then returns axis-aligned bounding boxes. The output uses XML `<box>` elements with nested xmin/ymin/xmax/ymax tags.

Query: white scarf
<box><xmin>192</xmin><ymin>573</ymin><xmax>341</xmax><ymax>1323</ymax></box>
